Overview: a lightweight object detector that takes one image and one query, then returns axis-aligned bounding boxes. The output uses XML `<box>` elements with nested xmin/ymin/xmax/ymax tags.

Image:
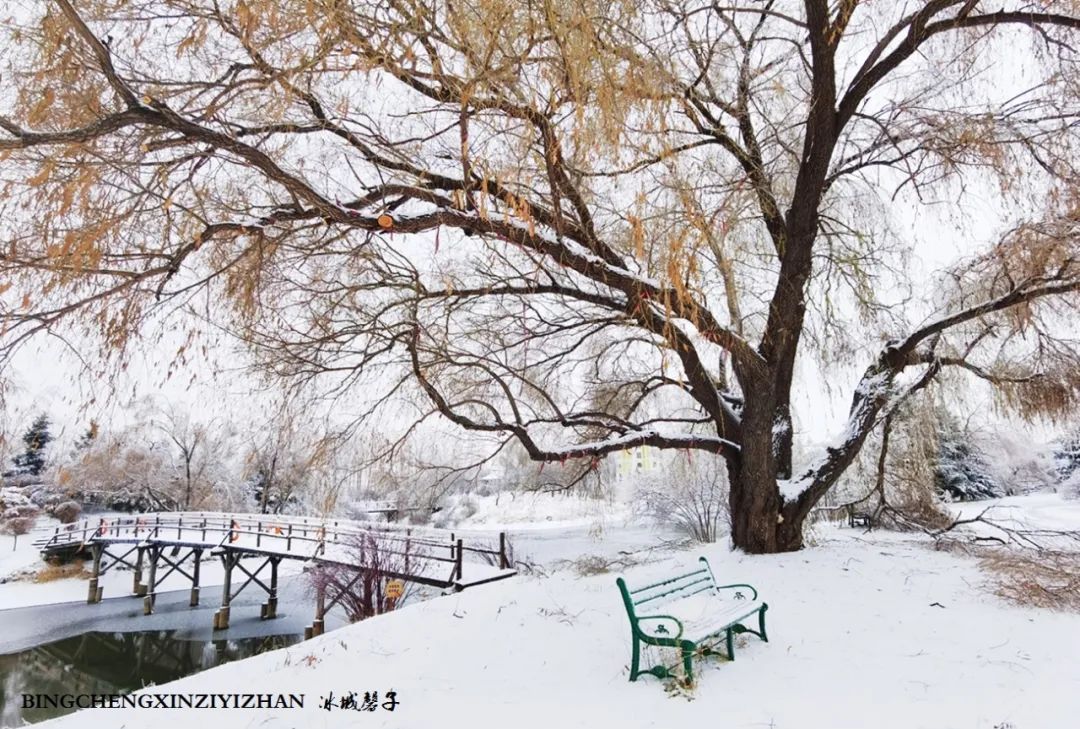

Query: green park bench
<box><xmin>616</xmin><ymin>556</ymin><xmax>768</xmax><ymax>686</ymax></box>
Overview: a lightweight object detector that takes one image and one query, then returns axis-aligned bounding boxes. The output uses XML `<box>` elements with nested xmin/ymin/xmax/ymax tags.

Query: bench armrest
<box><xmin>713</xmin><ymin>583</ymin><xmax>758</xmax><ymax>601</ymax></box>
<box><xmin>697</xmin><ymin>556</ymin><xmax>759</xmax><ymax>600</ymax></box>
<box><xmin>635</xmin><ymin>614</ymin><xmax>685</xmax><ymax>641</ymax></box>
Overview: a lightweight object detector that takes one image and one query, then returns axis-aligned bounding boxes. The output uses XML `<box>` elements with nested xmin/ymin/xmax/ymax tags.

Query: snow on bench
<box><xmin>616</xmin><ymin>556</ymin><xmax>768</xmax><ymax>686</ymax></box>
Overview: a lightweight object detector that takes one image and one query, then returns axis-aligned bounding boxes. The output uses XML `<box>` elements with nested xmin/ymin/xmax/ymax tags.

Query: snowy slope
<box><xmin>34</xmin><ymin>522</ymin><xmax>1080</xmax><ymax>729</ymax></box>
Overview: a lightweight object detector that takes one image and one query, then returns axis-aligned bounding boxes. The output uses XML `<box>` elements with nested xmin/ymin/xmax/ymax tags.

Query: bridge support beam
<box><xmin>143</xmin><ymin>545</ymin><xmax>160</xmax><ymax>615</ymax></box>
<box><xmin>139</xmin><ymin>544</ymin><xmax>203</xmax><ymax>615</ymax></box>
<box><xmin>260</xmin><ymin>556</ymin><xmax>281</xmax><ymax>620</ymax></box>
<box><xmin>190</xmin><ymin>549</ymin><xmax>202</xmax><ymax>606</ymax></box>
<box><xmin>305</xmin><ymin>580</ymin><xmax>326</xmax><ymax>639</ymax></box>
<box><xmin>213</xmin><ymin>551</ymin><xmax>238</xmax><ymax>630</ymax></box>
<box><xmin>214</xmin><ymin>550</ymin><xmax>281</xmax><ymax>629</ymax></box>
<box><xmin>87</xmin><ymin>544</ymin><xmax>104</xmax><ymax>604</ymax></box>
<box><xmin>133</xmin><ymin>546</ymin><xmax>147</xmax><ymax>597</ymax></box>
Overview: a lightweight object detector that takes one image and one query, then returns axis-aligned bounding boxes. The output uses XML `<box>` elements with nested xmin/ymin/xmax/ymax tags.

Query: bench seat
<box><xmin>648</xmin><ymin>593</ymin><xmax>765</xmax><ymax>643</ymax></box>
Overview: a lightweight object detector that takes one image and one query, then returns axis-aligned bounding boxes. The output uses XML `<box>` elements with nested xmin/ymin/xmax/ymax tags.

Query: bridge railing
<box><xmin>32</xmin><ymin>511</ymin><xmax>511</xmax><ymax>579</ymax></box>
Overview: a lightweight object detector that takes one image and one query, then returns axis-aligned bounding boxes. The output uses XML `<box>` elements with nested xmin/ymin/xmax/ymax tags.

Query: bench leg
<box><xmin>759</xmin><ymin>604</ymin><xmax>769</xmax><ymax>643</ymax></box>
<box><xmin>680</xmin><ymin>641</ymin><xmax>696</xmax><ymax>687</ymax></box>
<box><xmin>629</xmin><ymin>635</ymin><xmax>641</xmax><ymax>682</ymax></box>
<box><xmin>726</xmin><ymin>628</ymin><xmax>735</xmax><ymax>661</ymax></box>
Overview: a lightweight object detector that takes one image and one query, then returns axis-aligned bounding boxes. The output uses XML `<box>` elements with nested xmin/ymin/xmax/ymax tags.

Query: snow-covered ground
<box><xmin>18</xmin><ymin>493</ymin><xmax>1080</xmax><ymax>729</ymax></box>
<box><xmin>947</xmin><ymin>492</ymin><xmax>1080</xmax><ymax>532</ymax></box>
<box><xmin>0</xmin><ymin>528</ymin><xmax>51</xmax><ymax>587</ymax></box>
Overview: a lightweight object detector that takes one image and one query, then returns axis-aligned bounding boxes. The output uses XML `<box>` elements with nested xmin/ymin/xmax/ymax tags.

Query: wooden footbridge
<box><xmin>33</xmin><ymin>512</ymin><xmax>515</xmax><ymax>637</ymax></box>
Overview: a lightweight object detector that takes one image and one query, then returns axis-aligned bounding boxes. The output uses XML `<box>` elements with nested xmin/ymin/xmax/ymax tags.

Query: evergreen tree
<box><xmin>12</xmin><ymin>413</ymin><xmax>53</xmax><ymax>476</ymax></box>
<box><xmin>934</xmin><ymin>432</ymin><xmax>1001</xmax><ymax>502</ymax></box>
<box><xmin>1054</xmin><ymin>428</ymin><xmax>1080</xmax><ymax>482</ymax></box>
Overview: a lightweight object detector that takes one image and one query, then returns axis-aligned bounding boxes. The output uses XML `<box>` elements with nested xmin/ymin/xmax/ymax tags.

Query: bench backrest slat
<box><xmin>628</xmin><ymin>567</ymin><xmax>708</xmax><ymax>595</ymax></box>
<box><xmin>634</xmin><ymin>575</ymin><xmax>713</xmax><ymax>606</ymax></box>
<box><xmin>621</xmin><ymin>562</ymin><xmax>719</xmax><ymax>615</ymax></box>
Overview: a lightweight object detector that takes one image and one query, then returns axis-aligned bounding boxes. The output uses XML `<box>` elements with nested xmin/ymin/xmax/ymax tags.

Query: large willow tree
<box><xmin>2</xmin><ymin>1</ymin><xmax>1079</xmax><ymax>552</ymax></box>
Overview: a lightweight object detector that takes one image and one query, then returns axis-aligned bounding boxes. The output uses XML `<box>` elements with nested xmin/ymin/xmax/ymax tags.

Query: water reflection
<box><xmin>0</xmin><ymin>630</ymin><xmax>300</xmax><ymax>726</ymax></box>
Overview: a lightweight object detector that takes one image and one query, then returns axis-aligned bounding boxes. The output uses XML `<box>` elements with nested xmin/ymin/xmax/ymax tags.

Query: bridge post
<box><xmin>261</xmin><ymin>556</ymin><xmax>280</xmax><ymax>619</ymax></box>
<box><xmin>133</xmin><ymin>547</ymin><xmax>147</xmax><ymax>596</ymax></box>
<box><xmin>499</xmin><ymin>532</ymin><xmax>508</xmax><ymax>569</ymax></box>
<box><xmin>306</xmin><ymin>580</ymin><xmax>325</xmax><ymax>639</ymax></box>
<box><xmin>213</xmin><ymin>550</ymin><xmax>235</xmax><ymax>630</ymax></box>
<box><xmin>87</xmin><ymin>543</ymin><xmax>103</xmax><ymax>604</ymax></box>
<box><xmin>454</xmin><ymin>538</ymin><xmax>464</xmax><ymax>581</ymax></box>
<box><xmin>190</xmin><ymin>548</ymin><xmax>202</xmax><ymax>607</ymax></box>
<box><xmin>143</xmin><ymin>545</ymin><xmax>159</xmax><ymax>615</ymax></box>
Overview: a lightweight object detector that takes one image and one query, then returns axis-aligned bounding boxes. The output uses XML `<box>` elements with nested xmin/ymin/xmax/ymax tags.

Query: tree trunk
<box><xmin>727</xmin><ymin>396</ymin><xmax>807</xmax><ymax>553</ymax></box>
<box><xmin>728</xmin><ymin>466</ymin><xmax>806</xmax><ymax>553</ymax></box>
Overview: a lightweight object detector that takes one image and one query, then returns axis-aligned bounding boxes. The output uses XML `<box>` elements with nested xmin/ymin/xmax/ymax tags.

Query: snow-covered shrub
<box><xmin>635</xmin><ymin>452</ymin><xmax>728</xmax><ymax>543</ymax></box>
<box><xmin>51</xmin><ymin>501</ymin><xmax>82</xmax><ymax>524</ymax></box>
<box><xmin>307</xmin><ymin>531</ymin><xmax>427</xmax><ymax>621</ymax></box>
<box><xmin>0</xmin><ymin>487</ymin><xmax>32</xmax><ymax>508</ymax></box>
<box><xmin>2</xmin><ymin>474</ymin><xmax>43</xmax><ymax>489</ymax></box>
<box><xmin>61</xmin><ymin>416</ymin><xmax>242</xmax><ymax>512</ymax></box>
<box><xmin>13</xmin><ymin>504</ymin><xmax>40</xmax><ymax>518</ymax></box>
<box><xmin>30</xmin><ymin>487</ymin><xmax>61</xmax><ymax>508</ymax></box>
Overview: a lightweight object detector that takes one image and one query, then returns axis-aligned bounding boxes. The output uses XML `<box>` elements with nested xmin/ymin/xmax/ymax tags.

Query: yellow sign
<box><xmin>385</xmin><ymin>580</ymin><xmax>404</xmax><ymax>599</ymax></box>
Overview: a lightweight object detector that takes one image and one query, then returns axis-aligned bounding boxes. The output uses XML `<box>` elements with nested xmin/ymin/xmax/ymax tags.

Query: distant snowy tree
<box><xmin>245</xmin><ymin>452</ymin><xmax>307</xmax><ymax>515</ymax></box>
<box><xmin>62</xmin><ymin>431</ymin><xmax>170</xmax><ymax>511</ymax></box>
<box><xmin>12</xmin><ymin>414</ymin><xmax>52</xmax><ymax>477</ymax></box>
<box><xmin>242</xmin><ymin>405</ymin><xmax>329</xmax><ymax>514</ymax></box>
<box><xmin>146</xmin><ymin>403</ymin><xmax>243</xmax><ymax>511</ymax></box>
<box><xmin>61</xmin><ymin>404</ymin><xmax>244</xmax><ymax>512</ymax></box>
<box><xmin>981</xmin><ymin>427</ymin><xmax>1058</xmax><ymax>496</ymax></box>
